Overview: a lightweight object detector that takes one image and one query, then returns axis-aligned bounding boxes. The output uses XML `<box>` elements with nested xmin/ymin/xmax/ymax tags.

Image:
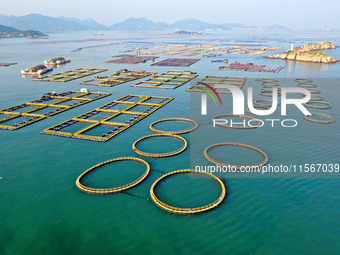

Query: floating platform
<box><xmin>41</xmin><ymin>94</ymin><xmax>173</xmax><ymax>142</ymax></box>
<box><xmin>80</xmin><ymin>69</ymin><xmax>156</xmax><ymax>87</ymax></box>
<box><xmin>219</xmin><ymin>62</ymin><xmax>284</xmax><ymax>73</ymax></box>
<box><xmin>210</xmin><ymin>59</ymin><xmax>228</xmax><ymax>63</ymax></box>
<box><xmin>132</xmin><ymin>71</ymin><xmax>197</xmax><ymax>90</ymax></box>
<box><xmin>0</xmin><ymin>91</ymin><xmax>110</xmax><ymax>131</ymax></box>
<box><xmin>187</xmin><ymin>76</ymin><xmax>246</xmax><ymax>94</ymax></box>
<box><xmin>203</xmin><ymin>53</ymin><xmax>222</xmax><ymax>57</ymax></box>
<box><xmin>0</xmin><ymin>62</ymin><xmax>17</xmax><ymax>67</ymax></box>
<box><xmin>44</xmin><ymin>57</ymin><xmax>71</xmax><ymax>66</ymax></box>
<box><xmin>151</xmin><ymin>58</ymin><xmax>200</xmax><ymax>67</ymax></box>
<box><xmin>33</xmin><ymin>68</ymin><xmax>107</xmax><ymax>82</ymax></box>
<box><xmin>105</xmin><ymin>56</ymin><xmax>158</xmax><ymax>64</ymax></box>
<box><xmin>21</xmin><ymin>65</ymin><xmax>53</xmax><ymax>76</ymax></box>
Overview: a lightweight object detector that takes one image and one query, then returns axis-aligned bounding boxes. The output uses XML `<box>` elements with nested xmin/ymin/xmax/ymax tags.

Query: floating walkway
<box><xmin>187</xmin><ymin>76</ymin><xmax>246</xmax><ymax>94</ymax></box>
<box><xmin>0</xmin><ymin>91</ymin><xmax>110</xmax><ymax>130</ymax></box>
<box><xmin>80</xmin><ymin>69</ymin><xmax>156</xmax><ymax>87</ymax></box>
<box><xmin>76</xmin><ymin>157</ymin><xmax>150</xmax><ymax>194</ymax></box>
<box><xmin>41</xmin><ymin>94</ymin><xmax>173</xmax><ymax>142</ymax></box>
<box><xmin>34</xmin><ymin>68</ymin><xmax>107</xmax><ymax>82</ymax></box>
<box><xmin>204</xmin><ymin>142</ymin><xmax>269</xmax><ymax>170</ymax></box>
<box><xmin>150</xmin><ymin>169</ymin><xmax>226</xmax><ymax>215</ymax></box>
<box><xmin>133</xmin><ymin>71</ymin><xmax>197</xmax><ymax>90</ymax></box>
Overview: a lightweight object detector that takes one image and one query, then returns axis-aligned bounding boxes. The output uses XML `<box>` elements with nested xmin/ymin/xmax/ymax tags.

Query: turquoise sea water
<box><xmin>1</xmin><ymin>30</ymin><xmax>340</xmax><ymax>255</ymax></box>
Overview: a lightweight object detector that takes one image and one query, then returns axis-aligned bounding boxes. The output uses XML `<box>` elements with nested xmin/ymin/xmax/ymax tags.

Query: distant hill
<box><xmin>0</xmin><ymin>14</ymin><xmax>106</xmax><ymax>32</ymax></box>
<box><xmin>110</xmin><ymin>17</ymin><xmax>290</xmax><ymax>31</ymax></box>
<box><xmin>110</xmin><ymin>18</ymin><xmax>168</xmax><ymax>30</ymax></box>
<box><xmin>0</xmin><ymin>24</ymin><xmax>47</xmax><ymax>39</ymax></box>
<box><xmin>169</xmin><ymin>18</ymin><xmax>219</xmax><ymax>30</ymax></box>
<box><xmin>0</xmin><ymin>14</ymin><xmax>290</xmax><ymax>32</ymax></box>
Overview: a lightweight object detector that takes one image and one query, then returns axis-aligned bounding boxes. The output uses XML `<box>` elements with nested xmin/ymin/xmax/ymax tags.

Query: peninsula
<box><xmin>0</xmin><ymin>24</ymin><xmax>47</xmax><ymax>39</ymax></box>
<box><xmin>267</xmin><ymin>41</ymin><xmax>338</xmax><ymax>63</ymax></box>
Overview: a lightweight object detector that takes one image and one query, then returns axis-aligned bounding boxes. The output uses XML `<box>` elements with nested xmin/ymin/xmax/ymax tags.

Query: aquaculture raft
<box><xmin>0</xmin><ymin>91</ymin><xmax>110</xmax><ymax>131</ymax></box>
<box><xmin>150</xmin><ymin>169</ymin><xmax>226</xmax><ymax>215</ymax></box>
<box><xmin>219</xmin><ymin>62</ymin><xmax>284</xmax><ymax>73</ymax></box>
<box><xmin>80</xmin><ymin>69</ymin><xmax>156</xmax><ymax>87</ymax></box>
<box><xmin>41</xmin><ymin>94</ymin><xmax>173</xmax><ymax>142</ymax></box>
<box><xmin>132</xmin><ymin>71</ymin><xmax>198</xmax><ymax>89</ymax></box>
<box><xmin>187</xmin><ymin>76</ymin><xmax>246</xmax><ymax>94</ymax></box>
<box><xmin>76</xmin><ymin>157</ymin><xmax>150</xmax><ymax>194</ymax></box>
<box><xmin>105</xmin><ymin>56</ymin><xmax>158</xmax><ymax>64</ymax></box>
<box><xmin>33</xmin><ymin>68</ymin><xmax>107</xmax><ymax>82</ymax></box>
<box><xmin>151</xmin><ymin>58</ymin><xmax>200</xmax><ymax>67</ymax></box>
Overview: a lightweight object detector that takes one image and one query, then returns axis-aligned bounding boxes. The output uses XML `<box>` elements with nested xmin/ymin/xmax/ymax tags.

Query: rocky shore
<box><xmin>267</xmin><ymin>41</ymin><xmax>338</xmax><ymax>63</ymax></box>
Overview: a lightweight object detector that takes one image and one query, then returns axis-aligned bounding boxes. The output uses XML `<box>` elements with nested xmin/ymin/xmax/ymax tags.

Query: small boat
<box><xmin>44</xmin><ymin>57</ymin><xmax>71</xmax><ymax>66</ymax></box>
<box><xmin>21</xmin><ymin>65</ymin><xmax>53</xmax><ymax>76</ymax></box>
<box><xmin>42</xmin><ymin>91</ymin><xmax>57</xmax><ymax>98</ymax></box>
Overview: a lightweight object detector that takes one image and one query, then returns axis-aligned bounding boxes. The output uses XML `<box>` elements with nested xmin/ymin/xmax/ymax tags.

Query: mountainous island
<box><xmin>0</xmin><ymin>14</ymin><xmax>290</xmax><ymax>32</ymax></box>
<box><xmin>267</xmin><ymin>41</ymin><xmax>338</xmax><ymax>63</ymax></box>
<box><xmin>0</xmin><ymin>24</ymin><xmax>47</xmax><ymax>39</ymax></box>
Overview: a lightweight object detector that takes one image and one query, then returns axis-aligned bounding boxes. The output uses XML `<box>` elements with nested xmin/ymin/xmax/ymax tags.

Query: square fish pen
<box><xmin>105</xmin><ymin>56</ymin><xmax>159</xmax><ymax>64</ymax></box>
<box><xmin>0</xmin><ymin>91</ymin><xmax>110</xmax><ymax>130</ymax></box>
<box><xmin>80</xmin><ymin>70</ymin><xmax>156</xmax><ymax>87</ymax></box>
<box><xmin>132</xmin><ymin>71</ymin><xmax>198</xmax><ymax>90</ymax></box>
<box><xmin>187</xmin><ymin>76</ymin><xmax>246</xmax><ymax>94</ymax></box>
<box><xmin>151</xmin><ymin>58</ymin><xmax>200</xmax><ymax>67</ymax></box>
<box><xmin>33</xmin><ymin>68</ymin><xmax>108</xmax><ymax>82</ymax></box>
<box><xmin>41</xmin><ymin>94</ymin><xmax>173</xmax><ymax>142</ymax></box>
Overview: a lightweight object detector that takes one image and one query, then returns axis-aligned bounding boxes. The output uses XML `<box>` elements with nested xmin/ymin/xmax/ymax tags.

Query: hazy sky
<box><xmin>1</xmin><ymin>0</ymin><xmax>339</xmax><ymax>29</ymax></box>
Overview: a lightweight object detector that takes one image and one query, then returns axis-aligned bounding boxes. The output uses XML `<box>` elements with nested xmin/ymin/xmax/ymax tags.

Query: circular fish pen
<box><xmin>306</xmin><ymin>88</ymin><xmax>321</xmax><ymax>94</ymax></box>
<box><xmin>132</xmin><ymin>134</ymin><xmax>187</xmax><ymax>158</ymax></box>
<box><xmin>254</xmin><ymin>99</ymin><xmax>280</xmax><ymax>108</ymax></box>
<box><xmin>295</xmin><ymin>78</ymin><xmax>313</xmax><ymax>83</ymax></box>
<box><xmin>149</xmin><ymin>118</ymin><xmax>198</xmax><ymax>135</ymax></box>
<box><xmin>299</xmin><ymin>94</ymin><xmax>325</xmax><ymax>101</ymax></box>
<box><xmin>76</xmin><ymin>157</ymin><xmax>150</xmax><ymax>194</ymax></box>
<box><xmin>304</xmin><ymin>101</ymin><xmax>333</xmax><ymax>110</ymax></box>
<box><xmin>261</xmin><ymin>86</ymin><xmax>281</xmax><ymax>92</ymax></box>
<box><xmin>259</xmin><ymin>78</ymin><xmax>279</xmax><ymax>82</ymax></box>
<box><xmin>149</xmin><ymin>169</ymin><xmax>226</xmax><ymax>215</ymax></box>
<box><xmin>259</xmin><ymin>91</ymin><xmax>281</xmax><ymax>97</ymax></box>
<box><xmin>261</xmin><ymin>81</ymin><xmax>279</xmax><ymax>86</ymax></box>
<box><xmin>297</xmin><ymin>83</ymin><xmax>318</xmax><ymax>88</ymax></box>
<box><xmin>212</xmin><ymin>114</ymin><xmax>262</xmax><ymax>129</ymax></box>
<box><xmin>204</xmin><ymin>142</ymin><xmax>268</xmax><ymax>170</ymax></box>
<box><xmin>304</xmin><ymin>113</ymin><xmax>335</xmax><ymax>124</ymax></box>
<box><xmin>246</xmin><ymin>106</ymin><xmax>272</xmax><ymax>114</ymax></box>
